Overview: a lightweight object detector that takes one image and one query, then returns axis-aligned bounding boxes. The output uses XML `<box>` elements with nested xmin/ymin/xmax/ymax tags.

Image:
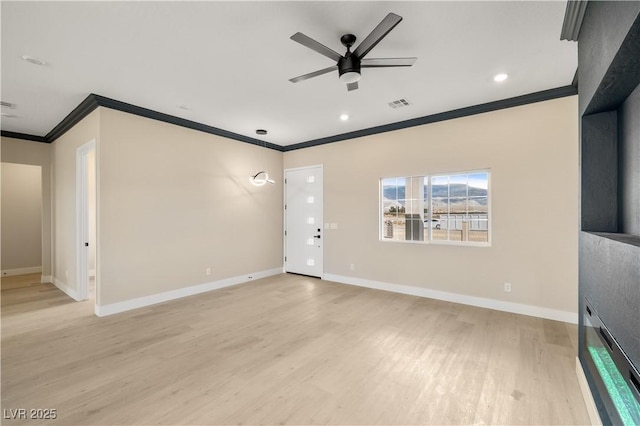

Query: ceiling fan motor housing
<box><xmin>339</xmin><ymin>33</ymin><xmax>360</xmax><ymax>79</ymax></box>
<box><xmin>338</xmin><ymin>54</ymin><xmax>361</xmax><ymax>78</ymax></box>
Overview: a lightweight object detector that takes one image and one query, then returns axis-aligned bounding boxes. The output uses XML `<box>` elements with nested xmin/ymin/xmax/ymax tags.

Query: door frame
<box><xmin>75</xmin><ymin>139</ymin><xmax>96</xmax><ymax>306</ymax></box>
<box><xmin>283</xmin><ymin>164</ymin><xmax>324</xmax><ymax>279</ymax></box>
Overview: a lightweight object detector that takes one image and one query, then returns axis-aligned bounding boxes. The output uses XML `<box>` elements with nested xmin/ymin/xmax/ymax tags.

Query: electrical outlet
<box><xmin>504</xmin><ymin>282</ymin><xmax>512</xmax><ymax>292</ymax></box>
<box><xmin>205</xmin><ymin>267</ymin><xmax>211</xmax><ymax>276</ymax></box>
<box><xmin>350</xmin><ymin>263</ymin><xmax>355</xmax><ymax>271</ymax></box>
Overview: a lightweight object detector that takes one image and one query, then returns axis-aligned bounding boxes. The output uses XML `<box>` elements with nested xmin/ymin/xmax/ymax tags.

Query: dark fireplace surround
<box><xmin>576</xmin><ymin>2</ymin><xmax>640</xmax><ymax>424</ymax></box>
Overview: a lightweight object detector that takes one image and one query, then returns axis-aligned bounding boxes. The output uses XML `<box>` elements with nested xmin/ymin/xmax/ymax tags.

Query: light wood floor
<box><xmin>1</xmin><ymin>273</ymin><xmax>590</xmax><ymax>425</ymax></box>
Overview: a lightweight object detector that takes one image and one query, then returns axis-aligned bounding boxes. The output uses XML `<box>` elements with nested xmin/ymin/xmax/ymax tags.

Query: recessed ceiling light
<box><xmin>493</xmin><ymin>73</ymin><xmax>508</xmax><ymax>82</ymax></box>
<box><xmin>1</xmin><ymin>101</ymin><xmax>16</xmax><ymax>109</ymax></box>
<box><xmin>21</xmin><ymin>55</ymin><xmax>47</xmax><ymax>66</ymax></box>
<box><xmin>256</xmin><ymin>129</ymin><xmax>268</xmax><ymax>135</ymax></box>
<box><xmin>340</xmin><ymin>114</ymin><xmax>349</xmax><ymax>121</ymax></box>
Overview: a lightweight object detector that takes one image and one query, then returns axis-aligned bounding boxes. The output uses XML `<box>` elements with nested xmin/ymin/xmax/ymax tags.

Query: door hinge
<box><xmin>284</xmin><ymin>256</ymin><xmax>287</xmax><ymax>262</ymax></box>
<box><xmin>284</xmin><ymin>230</ymin><xmax>287</xmax><ymax>236</ymax></box>
<box><xmin>285</xmin><ymin>204</ymin><xmax>287</xmax><ymax>210</ymax></box>
<box><xmin>285</xmin><ymin>178</ymin><xmax>287</xmax><ymax>184</ymax></box>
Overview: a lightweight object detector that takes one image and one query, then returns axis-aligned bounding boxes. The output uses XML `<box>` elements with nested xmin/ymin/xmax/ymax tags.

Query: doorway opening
<box><xmin>1</xmin><ymin>163</ymin><xmax>43</xmax><ymax>277</ymax></box>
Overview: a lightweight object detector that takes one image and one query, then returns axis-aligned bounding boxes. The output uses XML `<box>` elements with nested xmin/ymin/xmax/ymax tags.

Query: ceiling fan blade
<box><xmin>353</xmin><ymin>13</ymin><xmax>403</xmax><ymax>59</ymax></box>
<box><xmin>347</xmin><ymin>81</ymin><xmax>359</xmax><ymax>91</ymax></box>
<box><xmin>290</xmin><ymin>32</ymin><xmax>343</xmax><ymax>62</ymax></box>
<box><xmin>361</xmin><ymin>57</ymin><xmax>417</xmax><ymax>67</ymax></box>
<box><xmin>289</xmin><ymin>65</ymin><xmax>338</xmax><ymax>83</ymax></box>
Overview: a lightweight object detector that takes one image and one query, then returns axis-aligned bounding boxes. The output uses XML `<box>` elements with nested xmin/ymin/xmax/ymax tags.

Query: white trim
<box><xmin>324</xmin><ymin>273</ymin><xmax>578</xmax><ymax>324</ymax></box>
<box><xmin>95</xmin><ymin>268</ymin><xmax>282</xmax><ymax>317</ymax></box>
<box><xmin>41</xmin><ymin>275</ymin><xmax>52</xmax><ymax>284</ymax></box>
<box><xmin>89</xmin><ymin>269</ymin><xmax>96</xmax><ymax>278</ymax></box>
<box><xmin>380</xmin><ymin>238</ymin><xmax>491</xmax><ymax>248</ymax></box>
<box><xmin>576</xmin><ymin>357</ymin><xmax>602</xmax><ymax>425</ymax></box>
<box><xmin>53</xmin><ymin>277</ymin><xmax>81</xmax><ymax>301</ymax></box>
<box><xmin>1</xmin><ymin>266</ymin><xmax>42</xmax><ymax>276</ymax></box>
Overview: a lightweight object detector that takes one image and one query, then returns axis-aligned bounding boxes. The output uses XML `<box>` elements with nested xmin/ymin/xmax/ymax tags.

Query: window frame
<box><xmin>379</xmin><ymin>169</ymin><xmax>491</xmax><ymax>247</ymax></box>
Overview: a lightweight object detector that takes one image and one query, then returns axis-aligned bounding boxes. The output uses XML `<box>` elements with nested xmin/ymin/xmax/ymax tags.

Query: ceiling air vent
<box><xmin>388</xmin><ymin>98</ymin><xmax>411</xmax><ymax>109</ymax></box>
<box><xmin>1</xmin><ymin>101</ymin><xmax>16</xmax><ymax>109</ymax></box>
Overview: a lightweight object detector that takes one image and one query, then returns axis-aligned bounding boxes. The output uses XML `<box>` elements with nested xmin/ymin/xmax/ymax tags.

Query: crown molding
<box><xmin>2</xmin><ymin>86</ymin><xmax>578</xmax><ymax>152</ymax></box>
<box><xmin>44</xmin><ymin>94</ymin><xmax>100</xmax><ymax>142</ymax></box>
<box><xmin>3</xmin><ymin>94</ymin><xmax>282</xmax><ymax>151</ymax></box>
<box><xmin>561</xmin><ymin>0</ymin><xmax>588</xmax><ymax>41</ymax></box>
<box><xmin>0</xmin><ymin>130</ymin><xmax>48</xmax><ymax>143</ymax></box>
<box><xmin>92</xmin><ymin>95</ymin><xmax>283</xmax><ymax>152</ymax></box>
<box><xmin>283</xmin><ymin>85</ymin><xmax>578</xmax><ymax>152</ymax></box>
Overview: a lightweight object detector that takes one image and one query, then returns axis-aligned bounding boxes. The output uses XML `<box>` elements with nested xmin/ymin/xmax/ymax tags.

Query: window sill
<box><xmin>380</xmin><ymin>238</ymin><xmax>491</xmax><ymax>248</ymax></box>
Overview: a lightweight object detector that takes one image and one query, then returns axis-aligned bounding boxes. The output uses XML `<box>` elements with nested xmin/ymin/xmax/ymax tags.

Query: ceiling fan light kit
<box><xmin>339</xmin><ymin>71</ymin><xmax>360</xmax><ymax>84</ymax></box>
<box><xmin>289</xmin><ymin>12</ymin><xmax>416</xmax><ymax>91</ymax></box>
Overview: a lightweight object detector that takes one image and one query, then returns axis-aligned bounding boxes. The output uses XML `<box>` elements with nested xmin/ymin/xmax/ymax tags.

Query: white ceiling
<box><xmin>1</xmin><ymin>1</ymin><xmax>576</xmax><ymax>147</ymax></box>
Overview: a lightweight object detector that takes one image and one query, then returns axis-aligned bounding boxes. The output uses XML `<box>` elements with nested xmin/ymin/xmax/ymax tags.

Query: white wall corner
<box><xmin>323</xmin><ymin>274</ymin><xmax>578</xmax><ymax>324</ymax></box>
<box><xmin>53</xmin><ymin>277</ymin><xmax>81</xmax><ymax>301</ymax></box>
<box><xmin>1</xmin><ymin>266</ymin><xmax>43</xmax><ymax>277</ymax></box>
<box><xmin>41</xmin><ymin>275</ymin><xmax>53</xmax><ymax>284</ymax></box>
<box><xmin>576</xmin><ymin>357</ymin><xmax>603</xmax><ymax>425</ymax></box>
<box><xmin>95</xmin><ymin>267</ymin><xmax>283</xmax><ymax>317</ymax></box>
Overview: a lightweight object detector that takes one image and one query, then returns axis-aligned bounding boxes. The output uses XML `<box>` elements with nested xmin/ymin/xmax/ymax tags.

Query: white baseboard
<box><xmin>41</xmin><ymin>275</ymin><xmax>53</xmax><ymax>284</ymax></box>
<box><xmin>1</xmin><ymin>266</ymin><xmax>42</xmax><ymax>277</ymax></box>
<box><xmin>576</xmin><ymin>357</ymin><xmax>602</xmax><ymax>425</ymax></box>
<box><xmin>324</xmin><ymin>274</ymin><xmax>578</xmax><ymax>324</ymax></box>
<box><xmin>53</xmin><ymin>277</ymin><xmax>81</xmax><ymax>301</ymax></box>
<box><xmin>96</xmin><ymin>267</ymin><xmax>283</xmax><ymax>317</ymax></box>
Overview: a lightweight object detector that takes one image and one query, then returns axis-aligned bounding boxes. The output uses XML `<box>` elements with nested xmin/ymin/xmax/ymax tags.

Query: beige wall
<box><xmin>0</xmin><ymin>137</ymin><xmax>52</xmax><ymax>277</ymax></box>
<box><xmin>1</xmin><ymin>162</ymin><xmax>42</xmax><ymax>272</ymax></box>
<box><xmin>284</xmin><ymin>96</ymin><xmax>579</xmax><ymax>314</ymax></box>
<box><xmin>51</xmin><ymin>109</ymin><xmax>101</xmax><ymax>295</ymax></box>
<box><xmin>98</xmin><ymin>108</ymin><xmax>283</xmax><ymax>305</ymax></box>
<box><xmin>3</xmin><ymin>95</ymin><xmax>579</xmax><ymax>317</ymax></box>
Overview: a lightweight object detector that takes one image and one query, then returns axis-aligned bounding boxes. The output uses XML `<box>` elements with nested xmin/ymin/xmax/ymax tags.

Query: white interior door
<box><xmin>76</xmin><ymin>139</ymin><xmax>96</xmax><ymax>302</ymax></box>
<box><xmin>285</xmin><ymin>165</ymin><xmax>323</xmax><ymax>277</ymax></box>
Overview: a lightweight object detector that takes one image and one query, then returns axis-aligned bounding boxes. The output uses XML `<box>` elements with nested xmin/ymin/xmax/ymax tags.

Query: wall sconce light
<box><xmin>250</xmin><ymin>171</ymin><xmax>275</xmax><ymax>186</ymax></box>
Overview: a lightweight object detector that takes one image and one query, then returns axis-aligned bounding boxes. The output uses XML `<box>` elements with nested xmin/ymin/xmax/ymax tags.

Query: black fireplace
<box><xmin>572</xmin><ymin>2</ymin><xmax>640</xmax><ymax>425</ymax></box>
<box><xmin>582</xmin><ymin>300</ymin><xmax>640</xmax><ymax>424</ymax></box>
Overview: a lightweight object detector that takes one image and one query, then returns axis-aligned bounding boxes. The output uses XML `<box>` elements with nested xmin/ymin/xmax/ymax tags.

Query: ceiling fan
<box><xmin>289</xmin><ymin>13</ymin><xmax>417</xmax><ymax>91</ymax></box>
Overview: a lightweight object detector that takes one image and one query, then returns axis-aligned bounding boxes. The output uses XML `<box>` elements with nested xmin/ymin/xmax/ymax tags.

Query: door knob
<box><xmin>313</xmin><ymin>235</ymin><xmax>321</xmax><ymax>239</ymax></box>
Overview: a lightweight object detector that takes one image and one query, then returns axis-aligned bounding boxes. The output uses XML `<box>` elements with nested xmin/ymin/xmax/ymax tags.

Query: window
<box><xmin>381</xmin><ymin>170</ymin><xmax>490</xmax><ymax>245</ymax></box>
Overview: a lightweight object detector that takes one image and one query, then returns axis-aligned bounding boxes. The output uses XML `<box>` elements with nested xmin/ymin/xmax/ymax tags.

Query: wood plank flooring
<box><xmin>1</xmin><ymin>273</ymin><xmax>590</xmax><ymax>425</ymax></box>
